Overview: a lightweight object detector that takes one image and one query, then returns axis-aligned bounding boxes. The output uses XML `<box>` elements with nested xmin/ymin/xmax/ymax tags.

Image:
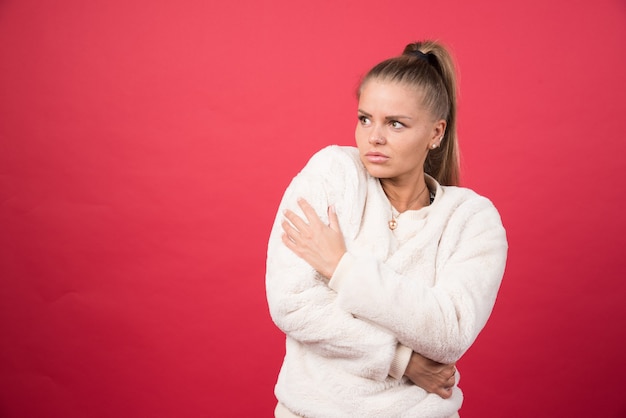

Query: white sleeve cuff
<box><xmin>328</xmin><ymin>252</ymin><xmax>356</xmax><ymax>292</ymax></box>
<box><xmin>388</xmin><ymin>344</ymin><xmax>413</xmax><ymax>380</ymax></box>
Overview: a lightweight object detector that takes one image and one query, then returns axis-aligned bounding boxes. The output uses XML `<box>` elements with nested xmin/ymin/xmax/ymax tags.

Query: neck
<box><xmin>381</xmin><ymin>176</ymin><xmax>429</xmax><ymax>213</ymax></box>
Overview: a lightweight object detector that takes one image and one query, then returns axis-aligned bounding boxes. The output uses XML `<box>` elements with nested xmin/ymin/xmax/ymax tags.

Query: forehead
<box><xmin>359</xmin><ymin>80</ymin><xmax>426</xmax><ymax>113</ymax></box>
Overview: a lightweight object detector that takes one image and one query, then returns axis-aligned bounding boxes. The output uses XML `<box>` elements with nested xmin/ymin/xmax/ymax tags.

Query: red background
<box><xmin>1</xmin><ymin>1</ymin><xmax>625</xmax><ymax>417</ymax></box>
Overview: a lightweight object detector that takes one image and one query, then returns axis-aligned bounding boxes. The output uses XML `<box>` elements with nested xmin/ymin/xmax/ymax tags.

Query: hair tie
<box><xmin>411</xmin><ymin>50</ymin><xmax>434</xmax><ymax>66</ymax></box>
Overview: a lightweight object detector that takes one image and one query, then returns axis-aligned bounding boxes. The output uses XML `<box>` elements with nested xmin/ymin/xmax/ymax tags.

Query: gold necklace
<box><xmin>387</xmin><ymin>183</ymin><xmax>428</xmax><ymax>230</ymax></box>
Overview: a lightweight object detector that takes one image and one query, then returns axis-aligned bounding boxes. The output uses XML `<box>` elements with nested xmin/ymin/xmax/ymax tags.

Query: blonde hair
<box><xmin>357</xmin><ymin>41</ymin><xmax>460</xmax><ymax>186</ymax></box>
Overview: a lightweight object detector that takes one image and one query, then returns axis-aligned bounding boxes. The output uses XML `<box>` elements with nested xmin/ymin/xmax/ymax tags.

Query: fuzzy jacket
<box><xmin>266</xmin><ymin>145</ymin><xmax>508</xmax><ymax>418</ymax></box>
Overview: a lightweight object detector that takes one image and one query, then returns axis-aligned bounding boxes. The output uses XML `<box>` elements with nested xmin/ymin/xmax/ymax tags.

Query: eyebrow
<box><xmin>357</xmin><ymin>109</ymin><xmax>413</xmax><ymax>120</ymax></box>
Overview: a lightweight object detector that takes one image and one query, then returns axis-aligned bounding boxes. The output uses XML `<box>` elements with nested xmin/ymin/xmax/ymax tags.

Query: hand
<box><xmin>281</xmin><ymin>198</ymin><xmax>346</xmax><ymax>279</ymax></box>
<box><xmin>404</xmin><ymin>351</ymin><xmax>457</xmax><ymax>399</ymax></box>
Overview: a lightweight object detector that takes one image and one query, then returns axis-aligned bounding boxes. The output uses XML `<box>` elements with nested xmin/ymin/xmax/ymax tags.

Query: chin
<box><xmin>363</xmin><ymin>165</ymin><xmax>392</xmax><ymax>179</ymax></box>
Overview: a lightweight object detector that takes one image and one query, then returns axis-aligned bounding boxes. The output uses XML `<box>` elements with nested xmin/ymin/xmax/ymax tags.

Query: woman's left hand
<box><xmin>404</xmin><ymin>351</ymin><xmax>457</xmax><ymax>399</ymax></box>
<box><xmin>281</xmin><ymin>198</ymin><xmax>347</xmax><ymax>279</ymax></box>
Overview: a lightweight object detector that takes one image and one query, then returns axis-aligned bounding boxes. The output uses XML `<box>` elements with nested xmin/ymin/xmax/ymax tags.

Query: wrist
<box><xmin>328</xmin><ymin>252</ymin><xmax>355</xmax><ymax>292</ymax></box>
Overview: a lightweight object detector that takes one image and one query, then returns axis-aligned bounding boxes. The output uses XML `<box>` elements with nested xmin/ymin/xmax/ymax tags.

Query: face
<box><xmin>355</xmin><ymin>79</ymin><xmax>445</xmax><ymax>184</ymax></box>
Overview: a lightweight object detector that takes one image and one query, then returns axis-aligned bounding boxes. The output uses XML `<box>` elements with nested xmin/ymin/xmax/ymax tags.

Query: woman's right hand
<box><xmin>404</xmin><ymin>351</ymin><xmax>457</xmax><ymax>399</ymax></box>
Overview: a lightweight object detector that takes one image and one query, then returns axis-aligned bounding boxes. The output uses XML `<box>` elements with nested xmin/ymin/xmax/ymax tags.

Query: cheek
<box><xmin>355</xmin><ymin>124</ymin><xmax>366</xmax><ymax>145</ymax></box>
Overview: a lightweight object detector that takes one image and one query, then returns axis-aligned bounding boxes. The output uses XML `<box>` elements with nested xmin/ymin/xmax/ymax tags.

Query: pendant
<box><xmin>388</xmin><ymin>218</ymin><xmax>397</xmax><ymax>230</ymax></box>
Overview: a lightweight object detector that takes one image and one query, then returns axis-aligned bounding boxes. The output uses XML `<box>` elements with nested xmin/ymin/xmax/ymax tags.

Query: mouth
<box><xmin>364</xmin><ymin>151</ymin><xmax>389</xmax><ymax>163</ymax></box>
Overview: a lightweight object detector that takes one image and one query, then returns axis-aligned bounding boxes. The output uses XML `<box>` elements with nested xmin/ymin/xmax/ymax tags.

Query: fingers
<box><xmin>429</xmin><ymin>366</ymin><xmax>456</xmax><ymax>399</ymax></box>
<box><xmin>437</xmin><ymin>387</ymin><xmax>453</xmax><ymax>399</ymax></box>
<box><xmin>439</xmin><ymin>368</ymin><xmax>456</xmax><ymax>399</ymax></box>
<box><xmin>282</xmin><ymin>198</ymin><xmax>321</xmax><ymax>233</ymax></box>
<box><xmin>297</xmin><ymin>198</ymin><xmax>322</xmax><ymax>226</ymax></box>
<box><xmin>283</xmin><ymin>208</ymin><xmax>310</xmax><ymax>235</ymax></box>
<box><xmin>327</xmin><ymin>204</ymin><xmax>341</xmax><ymax>232</ymax></box>
<box><xmin>281</xmin><ymin>230</ymin><xmax>296</xmax><ymax>249</ymax></box>
<box><xmin>281</xmin><ymin>199</ymin><xmax>324</xmax><ymax>248</ymax></box>
<box><xmin>283</xmin><ymin>199</ymin><xmax>339</xmax><ymax>234</ymax></box>
<box><xmin>433</xmin><ymin>377</ymin><xmax>455</xmax><ymax>399</ymax></box>
<box><xmin>281</xmin><ymin>218</ymin><xmax>299</xmax><ymax>243</ymax></box>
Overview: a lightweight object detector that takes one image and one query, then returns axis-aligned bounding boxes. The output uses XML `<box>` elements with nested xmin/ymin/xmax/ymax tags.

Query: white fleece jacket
<box><xmin>266</xmin><ymin>145</ymin><xmax>508</xmax><ymax>418</ymax></box>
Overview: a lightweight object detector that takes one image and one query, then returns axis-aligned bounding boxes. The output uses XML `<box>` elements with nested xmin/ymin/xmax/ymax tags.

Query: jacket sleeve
<box><xmin>265</xmin><ymin>147</ymin><xmax>399</xmax><ymax>381</ymax></box>
<box><xmin>328</xmin><ymin>195</ymin><xmax>508</xmax><ymax>364</ymax></box>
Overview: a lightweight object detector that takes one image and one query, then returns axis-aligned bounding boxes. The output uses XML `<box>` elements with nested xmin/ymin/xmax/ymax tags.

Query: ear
<box><xmin>429</xmin><ymin>119</ymin><xmax>447</xmax><ymax>149</ymax></box>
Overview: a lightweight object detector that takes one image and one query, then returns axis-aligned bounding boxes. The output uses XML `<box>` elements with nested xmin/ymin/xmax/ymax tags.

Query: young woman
<box><xmin>266</xmin><ymin>40</ymin><xmax>508</xmax><ymax>418</ymax></box>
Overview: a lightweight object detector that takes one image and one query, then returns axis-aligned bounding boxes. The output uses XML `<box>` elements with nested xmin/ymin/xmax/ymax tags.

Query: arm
<box><xmin>329</xmin><ymin>196</ymin><xmax>508</xmax><ymax>364</ymax></box>
<box><xmin>265</xmin><ymin>148</ymin><xmax>400</xmax><ymax>380</ymax></box>
<box><xmin>281</xmin><ymin>199</ymin><xmax>460</xmax><ymax>398</ymax></box>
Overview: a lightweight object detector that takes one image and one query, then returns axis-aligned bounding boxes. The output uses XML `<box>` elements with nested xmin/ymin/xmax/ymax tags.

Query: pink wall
<box><xmin>1</xmin><ymin>0</ymin><xmax>625</xmax><ymax>416</ymax></box>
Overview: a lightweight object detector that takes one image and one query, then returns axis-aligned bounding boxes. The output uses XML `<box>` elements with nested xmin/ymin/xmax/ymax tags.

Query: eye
<box><xmin>390</xmin><ymin>120</ymin><xmax>405</xmax><ymax>129</ymax></box>
<box><xmin>358</xmin><ymin>115</ymin><xmax>371</xmax><ymax>126</ymax></box>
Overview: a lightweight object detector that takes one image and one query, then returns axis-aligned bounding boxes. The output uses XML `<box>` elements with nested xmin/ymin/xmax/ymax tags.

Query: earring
<box><xmin>431</xmin><ymin>143</ymin><xmax>437</xmax><ymax>149</ymax></box>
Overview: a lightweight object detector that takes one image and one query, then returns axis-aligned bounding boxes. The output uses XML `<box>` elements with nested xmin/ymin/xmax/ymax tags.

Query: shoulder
<box><xmin>427</xmin><ymin>175</ymin><xmax>498</xmax><ymax>216</ymax></box>
<box><xmin>436</xmin><ymin>185</ymin><xmax>506</xmax><ymax>233</ymax></box>
<box><xmin>439</xmin><ymin>185</ymin><xmax>499</xmax><ymax>212</ymax></box>
<box><xmin>302</xmin><ymin>145</ymin><xmax>362</xmax><ymax>174</ymax></box>
<box><xmin>297</xmin><ymin>146</ymin><xmax>366</xmax><ymax>193</ymax></box>
<box><xmin>435</xmin><ymin>186</ymin><xmax>508</xmax><ymax>269</ymax></box>
<box><xmin>285</xmin><ymin>145</ymin><xmax>365</xmax><ymax>195</ymax></box>
<box><xmin>295</xmin><ymin>146</ymin><xmax>368</xmax><ymax>233</ymax></box>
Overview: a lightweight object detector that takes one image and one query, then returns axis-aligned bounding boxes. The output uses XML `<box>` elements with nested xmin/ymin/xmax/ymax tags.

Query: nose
<box><xmin>368</xmin><ymin>127</ymin><xmax>385</xmax><ymax>145</ymax></box>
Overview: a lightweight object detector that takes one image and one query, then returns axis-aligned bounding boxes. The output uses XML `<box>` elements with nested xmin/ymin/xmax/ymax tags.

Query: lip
<box><xmin>364</xmin><ymin>151</ymin><xmax>389</xmax><ymax>163</ymax></box>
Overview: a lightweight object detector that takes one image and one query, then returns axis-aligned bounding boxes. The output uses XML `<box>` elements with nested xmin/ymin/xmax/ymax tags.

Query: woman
<box><xmin>266</xmin><ymin>40</ymin><xmax>508</xmax><ymax>418</ymax></box>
